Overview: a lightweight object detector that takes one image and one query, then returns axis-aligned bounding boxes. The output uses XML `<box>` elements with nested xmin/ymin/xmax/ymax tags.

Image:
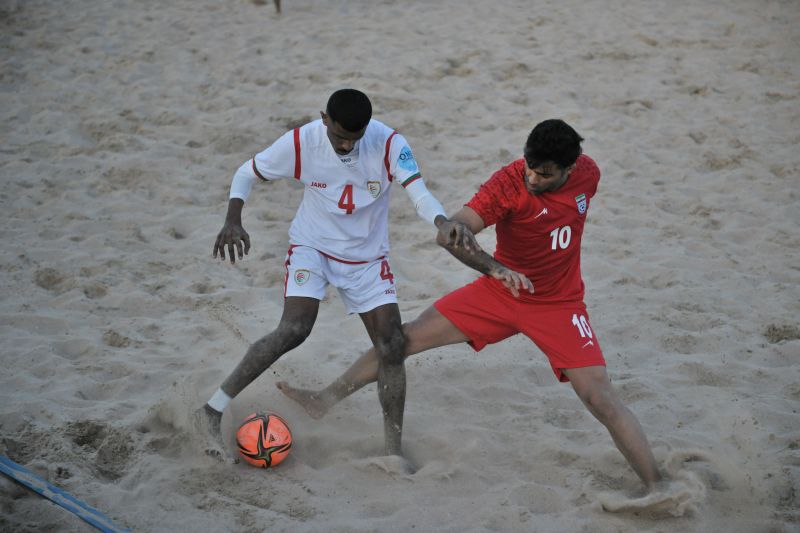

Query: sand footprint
<box><xmin>350</xmin><ymin>454</ymin><xmax>416</xmax><ymax>479</ymax></box>
<box><xmin>596</xmin><ymin>450</ymin><xmax>709</xmax><ymax>517</ymax></box>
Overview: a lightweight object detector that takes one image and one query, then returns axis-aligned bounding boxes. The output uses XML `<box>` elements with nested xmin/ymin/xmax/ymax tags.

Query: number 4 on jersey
<box><xmin>338</xmin><ymin>184</ymin><xmax>355</xmax><ymax>214</ymax></box>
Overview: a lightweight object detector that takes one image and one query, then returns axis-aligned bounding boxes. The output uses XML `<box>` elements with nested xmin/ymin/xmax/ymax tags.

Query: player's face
<box><xmin>321</xmin><ymin>112</ymin><xmax>367</xmax><ymax>155</ymax></box>
<box><xmin>524</xmin><ymin>160</ymin><xmax>574</xmax><ymax>195</ymax></box>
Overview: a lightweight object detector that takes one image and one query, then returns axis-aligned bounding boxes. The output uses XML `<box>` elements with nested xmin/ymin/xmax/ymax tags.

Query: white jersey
<box><xmin>231</xmin><ymin>119</ymin><xmax>443</xmax><ymax>263</ymax></box>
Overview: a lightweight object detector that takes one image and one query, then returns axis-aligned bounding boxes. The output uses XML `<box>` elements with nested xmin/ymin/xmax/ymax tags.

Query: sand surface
<box><xmin>1</xmin><ymin>0</ymin><xmax>798</xmax><ymax>531</ymax></box>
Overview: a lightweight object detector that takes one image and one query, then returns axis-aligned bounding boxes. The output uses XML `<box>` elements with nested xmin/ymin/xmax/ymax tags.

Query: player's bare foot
<box><xmin>353</xmin><ymin>454</ymin><xmax>416</xmax><ymax>477</ymax></box>
<box><xmin>275</xmin><ymin>381</ymin><xmax>329</xmax><ymax>419</ymax></box>
<box><xmin>193</xmin><ymin>404</ymin><xmax>232</xmax><ymax>461</ymax></box>
<box><xmin>381</xmin><ymin>454</ymin><xmax>416</xmax><ymax>475</ymax></box>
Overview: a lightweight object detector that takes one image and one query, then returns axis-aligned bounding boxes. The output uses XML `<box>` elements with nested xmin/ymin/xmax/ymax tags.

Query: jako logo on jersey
<box><xmin>311</xmin><ymin>181</ymin><xmax>327</xmax><ymax>189</ymax></box>
<box><xmin>367</xmin><ymin>181</ymin><xmax>381</xmax><ymax>198</ymax></box>
<box><xmin>384</xmin><ymin>288</ymin><xmax>396</xmax><ymax>295</ymax></box>
<box><xmin>575</xmin><ymin>193</ymin><xmax>587</xmax><ymax>214</ymax></box>
<box><xmin>294</xmin><ymin>269</ymin><xmax>310</xmax><ymax>285</ymax></box>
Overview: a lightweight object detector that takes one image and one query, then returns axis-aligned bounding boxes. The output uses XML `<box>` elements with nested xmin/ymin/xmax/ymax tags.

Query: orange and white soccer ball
<box><xmin>235</xmin><ymin>412</ymin><xmax>292</xmax><ymax>468</ymax></box>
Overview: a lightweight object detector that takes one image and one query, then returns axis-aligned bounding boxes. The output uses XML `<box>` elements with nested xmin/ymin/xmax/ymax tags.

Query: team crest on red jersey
<box><xmin>367</xmin><ymin>181</ymin><xmax>381</xmax><ymax>198</ymax></box>
<box><xmin>575</xmin><ymin>193</ymin><xmax>587</xmax><ymax>215</ymax></box>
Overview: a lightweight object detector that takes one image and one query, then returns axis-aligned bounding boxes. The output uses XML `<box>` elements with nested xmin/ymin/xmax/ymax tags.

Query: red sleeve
<box><xmin>465</xmin><ymin>160</ymin><xmax>525</xmax><ymax>227</ymax></box>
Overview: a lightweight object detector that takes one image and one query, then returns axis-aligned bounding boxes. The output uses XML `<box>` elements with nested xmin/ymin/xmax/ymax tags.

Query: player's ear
<box><xmin>320</xmin><ymin>111</ymin><xmax>328</xmax><ymax>125</ymax></box>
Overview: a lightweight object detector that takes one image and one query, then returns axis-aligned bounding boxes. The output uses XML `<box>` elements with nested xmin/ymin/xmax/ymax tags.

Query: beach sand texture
<box><xmin>1</xmin><ymin>0</ymin><xmax>798</xmax><ymax>531</ymax></box>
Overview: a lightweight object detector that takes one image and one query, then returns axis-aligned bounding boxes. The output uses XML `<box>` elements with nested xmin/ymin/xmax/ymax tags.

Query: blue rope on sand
<box><xmin>0</xmin><ymin>454</ymin><xmax>132</xmax><ymax>533</ymax></box>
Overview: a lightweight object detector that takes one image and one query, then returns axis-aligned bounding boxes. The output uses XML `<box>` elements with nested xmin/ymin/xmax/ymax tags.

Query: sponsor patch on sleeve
<box><xmin>397</xmin><ymin>146</ymin><xmax>419</xmax><ymax>173</ymax></box>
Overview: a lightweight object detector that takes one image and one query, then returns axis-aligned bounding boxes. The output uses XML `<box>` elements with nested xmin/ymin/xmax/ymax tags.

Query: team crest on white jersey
<box><xmin>294</xmin><ymin>269</ymin><xmax>310</xmax><ymax>285</ymax></box>
<box><xmin>367</xmin><ymin>181</ymin><xmax>381</xmax><ymax>198</ymax></box>
<box><xmin>575</xmin><ymin>193</ymin><xmax>587</xmax><ymax>214</ymax></box>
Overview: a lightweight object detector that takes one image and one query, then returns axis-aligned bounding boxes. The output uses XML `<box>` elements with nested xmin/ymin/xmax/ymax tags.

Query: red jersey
<box><xmin>466</xmin><ymin>155</ymin><xmax>600</xmax><ymax>303</ymax></box>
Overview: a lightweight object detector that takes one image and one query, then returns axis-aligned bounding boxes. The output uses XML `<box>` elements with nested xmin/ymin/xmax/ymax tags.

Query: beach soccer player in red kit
<box><xmin>278</xmin><ymin>119</ymin><xmax>664</xmax><ymax>491</ymax></box>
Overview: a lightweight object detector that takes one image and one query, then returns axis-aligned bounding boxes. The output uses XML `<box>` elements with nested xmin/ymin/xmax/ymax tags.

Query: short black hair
<box><xmin>326</xmin><ymin>89</ymin><xmax>372</xmax><ymax>132</ymax></box>
<box><xmin>524</xmin><ymin>119</ymin><xmax>584</xmax><ymax>169</ymax></box>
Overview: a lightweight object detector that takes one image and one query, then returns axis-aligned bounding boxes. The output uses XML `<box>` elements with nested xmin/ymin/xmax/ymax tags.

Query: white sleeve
<box><xmin>229</xmin><ymin>162</ymin><xmax>256</xmax><ymax>201</ymax></box>
<box><xmin>388</xmin><ymin>134</ymin><xmax>422</xmax><ymax>186</ymax></box>
<box><xmin>252</xmin><ymin>130</ymin><xmax>297</xmax><ymax>180</ymax></box>
<box><xmin>229</xmin><ymin>129</ymin><xmax>297</xmax><ymax>201</ymax></box>
<box><xmin>403</xmin><ymin>178</ymin><xmax>446</xmax><ymax>225</ymax></box>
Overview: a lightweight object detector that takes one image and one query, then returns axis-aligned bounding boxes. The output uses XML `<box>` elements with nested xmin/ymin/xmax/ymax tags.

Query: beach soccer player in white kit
<box><xmin>197</xmin><ymin>89</ymin><xmax>450</xmax><ymax>463</ymax></box>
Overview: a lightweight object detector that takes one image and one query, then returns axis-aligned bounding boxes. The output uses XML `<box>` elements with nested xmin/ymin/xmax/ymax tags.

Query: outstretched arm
<box><xmin>436</xmin><ymin>206</ymin><xmax>533</xmax><ymax>297</ymax></box>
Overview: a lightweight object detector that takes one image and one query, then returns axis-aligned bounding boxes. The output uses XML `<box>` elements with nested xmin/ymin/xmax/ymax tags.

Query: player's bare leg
<box><xmin>563</xmin><ymin>365</ymin><xmax>663</xmax><ymax>491</ymax></box>
<box><xmin>196</xmin><ymin>297</ymin><xmax>319</xmax><ymax>458</ymax></box>
<box><xmin>277</xmin><ymin>305</ymin><xmax>469</xmax><ymax>418</ymax></box>
<box><xmin>359</xmin><ymin>303</ymin><xmax>407</xmax><ymax>457</ymax></box>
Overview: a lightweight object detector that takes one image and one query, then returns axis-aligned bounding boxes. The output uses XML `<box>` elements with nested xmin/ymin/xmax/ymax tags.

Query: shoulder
<box><xmin>364</xmin><ymin>119</ymin><xmax>399</xmax><ymax>146</ymax></box>
<box><xmin>486</xmin><ymin>159</ymin><xmax>526</xmax><ymax>191</ymax></box>
<box><xmin>367</xmin><ymin>118</ymin><xmax>392</xmax><ymax>135</ymax></box>
<box><xmin>472</xmin><ymin>159</ymin><xmax>525</xmax><ymax>205</ymax></box>
<box><xmin>466</xmin><ymin>160</ymin><xmax>525</xmax><ymax>225</ymax></box>
<box><xmin>573</xmin><ymin>154</ymin><xmax>600</xmax><ymax>183</ymax></box>
<box><xmin>296</xmin><ymin>119</ymin><xmax>328</xmax><ymax>150</ymax></box>
<box><xmin>564</xmin><ymin>154</ymin><xmax>600</xmax><ymax>198</ymax></box>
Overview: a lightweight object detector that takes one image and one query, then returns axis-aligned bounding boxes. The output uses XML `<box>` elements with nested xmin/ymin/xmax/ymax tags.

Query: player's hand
<box><xmin>436</xmin><ymin>219</ymin><xmax>480</xmax><ymax>253</ymax></box>
<box><xmin>488</xmin><ymin>266</ymin><xmax>534</xmax><ymax>298</ymax></box>
<box><xmin>213</xmin><ymin>222</ymin><xmax>251</xmax><ymax>264</ymax></box>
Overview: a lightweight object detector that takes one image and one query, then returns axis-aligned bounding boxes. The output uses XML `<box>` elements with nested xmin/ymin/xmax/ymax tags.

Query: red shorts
<box><xmin>434</xmin><ymin>276</ymin><xmax>606</xmax><ymax>382</ymax></box>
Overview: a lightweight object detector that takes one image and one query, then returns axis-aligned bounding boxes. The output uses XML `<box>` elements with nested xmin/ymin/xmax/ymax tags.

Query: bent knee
<box><xmin>375</xmin><ymin>328</ymin><xmax>407</xmax><ymax>365</ymax></box>
<box><xmin>275</xmin><ymin>320</ymin><xmax>314</xmax><ymax>349</ymax></box>
<box><xmin>581</xmin><ymin>388</ymin><xmax>624</xmax><ymax>423</ymax></box>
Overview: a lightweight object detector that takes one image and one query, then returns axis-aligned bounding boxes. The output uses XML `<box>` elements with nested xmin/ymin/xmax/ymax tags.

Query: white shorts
<box><xmin>283</xmin><ymin>245</ymin><xmax>398</xmax><ymax>314</ymax></box>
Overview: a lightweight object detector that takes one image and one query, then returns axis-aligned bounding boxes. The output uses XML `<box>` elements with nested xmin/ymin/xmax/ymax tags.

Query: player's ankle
<box><xmin>206</xmin><ymin>387</ymin><xmax>232</xmax><ymax>412</ymax></box>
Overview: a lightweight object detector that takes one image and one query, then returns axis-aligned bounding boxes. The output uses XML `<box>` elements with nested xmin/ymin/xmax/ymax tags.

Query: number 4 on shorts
<box><xmin>380</xmin><ymin>260</ymin><xmax>394</xmax><ymax>283</ymax></box>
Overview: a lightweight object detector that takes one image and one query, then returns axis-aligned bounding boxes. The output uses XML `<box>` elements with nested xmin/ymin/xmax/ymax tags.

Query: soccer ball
<box><xmin>235</xmin><ymin>412</ymin><xmax>292</xmax><ymax>468</ymax></box>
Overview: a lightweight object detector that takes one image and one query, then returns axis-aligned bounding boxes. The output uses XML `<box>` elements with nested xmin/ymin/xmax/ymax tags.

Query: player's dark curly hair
<box><xmin>524</xmin><ymin>119</ymin><xmax>584</xmax><ymax>169</ymax></box>
<box><xmin>326</xmin><ymin>89</ymin><xmax>372</xmax><ymax>132</ymax></box>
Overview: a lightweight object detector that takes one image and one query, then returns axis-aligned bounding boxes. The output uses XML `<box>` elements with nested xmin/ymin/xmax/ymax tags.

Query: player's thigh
<box><xmin>336</xmin><ymin>257</ymin><xmax>397</xmax><ymax>314</ymax></box>
<box><xmin>562</xmin><ymin>365</ymin><xmax>612</xmax><ymax>397</ymax></box>
<box><xmin>517</xmin><ymin>303</ymin><xmax>606</xmax><ymax>382</ymax></box>
<box><xmin>403</xmin><ymin>305</ymin><xmax>471</xmax><ymax>355</ymax></box>
<box><xmin>284</xmin><ymin>246</ymin><xmax>328</xmax><ymax>300</ymax></box>
<box><xmin>433</xmin><ymin>277</ymin><xmax>519</xmax><ymax>352</ymax></box>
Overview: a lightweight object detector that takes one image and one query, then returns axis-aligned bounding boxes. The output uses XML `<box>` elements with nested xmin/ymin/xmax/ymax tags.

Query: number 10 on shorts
<box><xmin>572</xmin><ymin>313</ymin><xmax>593</xmax><ymax>338</ymax></box>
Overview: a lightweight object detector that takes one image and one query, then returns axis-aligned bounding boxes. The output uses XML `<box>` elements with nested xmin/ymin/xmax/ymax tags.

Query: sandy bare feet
<box><xmin>192</xmin><ymin>404</ymin><xmax>234</xmax><ymax>462</ymax></box>
<box><xmin>275</xmin><ymin>381</ymin><xmax>329</xmax><ymax>419</ymax></box>
<box><xmin>353</xmin><ymin>454</ymin><xmax>416</xmax><ymax>478</ymax></box>
<box><xmin>598</xmin><ymin>474</ymin><xmax>706</xmax><ymax>517</ymax></box>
